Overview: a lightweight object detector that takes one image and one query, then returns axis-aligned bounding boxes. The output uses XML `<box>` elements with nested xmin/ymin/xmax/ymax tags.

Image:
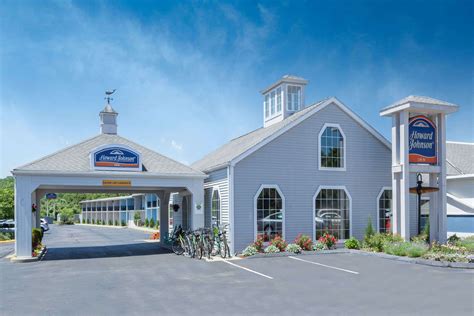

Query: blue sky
<box><xmin>1</xmin><ymin>0</ymin><xmax>473</xmax><ymax>177</ymax></box>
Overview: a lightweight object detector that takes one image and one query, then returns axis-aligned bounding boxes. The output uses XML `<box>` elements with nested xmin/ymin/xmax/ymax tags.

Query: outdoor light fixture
<box><xmin>409</xmin><ymin>173</ymin><xmax>439</xmax><ymax>237</ymax></box>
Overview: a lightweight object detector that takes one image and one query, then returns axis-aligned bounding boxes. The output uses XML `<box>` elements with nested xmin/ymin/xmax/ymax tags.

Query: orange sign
<box><xmin>102</xmin><ymin>180</ymin><xmax>132</xmax><ymax>187</ymax></box>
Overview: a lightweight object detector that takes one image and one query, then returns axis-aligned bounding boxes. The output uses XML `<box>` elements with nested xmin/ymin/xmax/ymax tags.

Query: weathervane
<box><xmin>105</xmin><ymin>89</ymin><xmax>116</xmax><ymax>104</ymax></box>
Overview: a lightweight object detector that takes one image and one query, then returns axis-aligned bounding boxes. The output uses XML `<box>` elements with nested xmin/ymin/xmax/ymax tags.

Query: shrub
<box><xmin>82</xmin><ymin>218</ymin><xmax>85</xmax><ymax>224</ymax></box>
<box><xmin>406</xmin><ymin>243</ymin><xmax>429</xmax><ymax>258</ymax></box>
<box><xmin>134</xmin><ymin>212</ymin><xmax>141</xmax><ymax>225</ymax></box>
<box><xmin>411</xmin><ymin>234</ymin><xmax>428</xmax><ymax>244</ymax></box>
<box><xmin>58</xmin><ymin>208</ymin><xmax>75</xmax><ymax>225</ymax></box>
<box><xmin>121</xmin><ymin>220</ymin><xmax>126</xmax><ymax>226</ymax></box>
<box><xmin>253</xmin><ymin>235</ymin><xmax>265</xmax><ymax>252</ymax></box>
<box><xmin>423</xmin><ymin>252</ymin><xmax>469</xmax><ymax>263</ymax></box>
<box><xmin>383</xmin><ymin>242</ymin><xmax>410</xmax><ymax>256</ymax></box>
<box><xmin>271</xmin><ymin>236</ymin><xmax>288</xmax><ymax>252</ymax></box>
<box><xmin>313</xmin><ymin>242</ymin><xmax>325</xmax><ymax>251</ymax></box>
<box><xmin>242</xmin><ymin>245</ymin><xmax>258</xmax><ymax>257</ymax></box>
<box><xmin>286</xmin><ymin>243</ymin><xmax>302</xmax><ymax>254</ymax></box>
<box><xmin>108</xmin><ymin>220</ymin><xmax>112</xmax><ymax>226</ymax></box>
<box><xmin>458</xmin><ymin>236</ymin><xmax>474</xmax><ymax>253</ymax></box>
<box><xmin>344</xmin><ymin>237</ymin><xmax>360</xmax><ymax>249</ymax></box>
<box><xmin>0</xmin><ymin>232</ymin><xmax>14</xmax><ymax>241</ymax></box>
<box><xmin>92</xmin><ymin>219</ymin><xmax>95</xmax><ymax>224</ymax></box>
<box><xmin>294</xmin><ymin>234</ymin><xmax>313</xmax><ymax>251</ymax></box>
<box><xmin>102</xmin><ymin>220</ymin><xmax>106</xmax><ymax>225</ymax></box>
<box><xmin>447</xmin><ymin>234</ymin><xmax>460</xmax><ymax>245</ymax></box>
<box><xmin>87</xmin><ymin>218</ymin><xmax>90</xmax><ymax>224</ymax></box>
<box><xmin>150</xmin><ymin>218</ymin><xmax>155</xmax><ymax>228</ymax></box>
<box><xmin>264</xmin><ymin>245</ymin><xmax>280</xmax><ymax>253</ymax></box>
<box><xmin>32</xmin><ymin>228</ymin><xmax>43</xmax><ymax>249</ymax></box>
<box><xmin>145</xmin><ymin>218</ymin><xmax>149</xmax><ymax>227</ymax></box>
<box><xmin>318</xmin><ymin>232</ymin><xmax>337</xmax><ymax>249</ymax></box>
<box><xmin>115</xmin><ymin>220</ymin><xmax>118</xmax><ymax>226</ymax></box>
<box><xmin>364</xmin><ymin>216</ymin><xmax>375</xmax><ymax>244</ymax></box>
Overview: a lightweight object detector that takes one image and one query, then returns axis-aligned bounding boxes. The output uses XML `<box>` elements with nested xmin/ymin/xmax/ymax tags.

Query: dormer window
<box><xmin>270</xmin><ymin>90</ymin><xmax>276</xmax><ymax>115</ymax></box>
<box><xmin>276</xmin><ymin>87</ymin><xmax>282</xmax><ymax>112</ymax></box>
<box><xmin>287</xmin><ymin>85</ymin><xmax>302</xmax><ymax>111</ymax></box>
<box><xmin>265</xmin><ymin>94</ymin><xmax>270</xmax><ymax>118</ymax></box>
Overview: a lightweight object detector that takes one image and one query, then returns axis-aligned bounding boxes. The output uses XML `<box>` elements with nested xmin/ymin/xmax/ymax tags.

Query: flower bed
<box><xmin>241</xmin><ymin>233</ymin><xmax>339</xmax><ymax>257</ymax></box>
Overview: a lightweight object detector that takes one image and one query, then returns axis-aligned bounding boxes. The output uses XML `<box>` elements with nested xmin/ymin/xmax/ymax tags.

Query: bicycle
<box><xmin>212</xmin><ymin>224</ymin><xmax>230</xmax><ymax>258</ymax></box>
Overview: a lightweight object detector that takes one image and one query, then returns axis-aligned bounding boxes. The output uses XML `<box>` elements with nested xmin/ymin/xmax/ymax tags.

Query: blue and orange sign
<box><xmin>408</xmin><ymin>115</ymin><xmax>437</xmax><ymax>164</ymax></box>
<box><xmin>92</xmin><ymin>146</ymin><xmax>141</xmax><ymax>171</ymax></box>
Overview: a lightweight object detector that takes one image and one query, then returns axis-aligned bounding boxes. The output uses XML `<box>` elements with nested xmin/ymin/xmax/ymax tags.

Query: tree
<box><xmin>0</xmin><ymin>177</ymin><xmax>14</xmax><ymax>219</ymax></box>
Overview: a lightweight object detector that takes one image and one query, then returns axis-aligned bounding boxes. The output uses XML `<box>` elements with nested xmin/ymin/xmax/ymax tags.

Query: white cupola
<box><xmin>99</xmin><ymin>103</ymin><xmax>118</xmax><ymax>135</ymax></box>
<box><xmin>261</xmin><ymin>75</ymin><xmax>308</xmax><ymax>127</ymax></box>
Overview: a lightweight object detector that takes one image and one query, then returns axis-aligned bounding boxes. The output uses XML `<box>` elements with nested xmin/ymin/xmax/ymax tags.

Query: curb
<box><xmin>347</xmin><ymin>249</ymin><xmax>474</xmax><ymax>269</ymax></box>
<box><xmin>76</xmin><ymin>224</ymin><xmax>127</xmax><ymax>229</ymax></box>
<box><xmin>10</xmin><ymin>246</ymin><xmax>47</xmax><ymax>263</ymax></box>
<box><xmin>245</xmin><ymin>249</ymin><xmax>349</xmax><ymax>259</ymax></box>
<box><xmin>0</xmin><ymin>240</ymin><xmax>15</xmax><ymax>244</ymax></box>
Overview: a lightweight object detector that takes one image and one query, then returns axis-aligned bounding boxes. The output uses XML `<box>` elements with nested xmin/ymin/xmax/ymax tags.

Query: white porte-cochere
<box><xmin>12</xmin><ymin>102</ymin><xmax>206</xmax><ymax>259</ymax></box>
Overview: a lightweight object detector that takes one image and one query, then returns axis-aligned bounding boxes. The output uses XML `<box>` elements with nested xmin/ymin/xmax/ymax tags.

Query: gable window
<box><xmin>270</xmin><ymin>90</ymin><xmax>276</xmax><ymax>115</ymax></box>
<box><xmin>377</xmin><ymin>189</ymin><xmax>392</xmax><ymax>233</ymax></box>
<box><xmin>314</xmin><ymin>187</ymin><xmax>351</xmax><ymax>240</ymax></box>
<box><xmin>211</xmin><ymin>189</ymin><xmax>221</xmax><ymax>226</ymax></box>
<box><xmin>319</xmin><ymin>123</ymin><xmax>346</xmax><ymax>170</ymax></box>
<box><xmin>287</xmin><ymin>85</ymin><xmax>301</xmax><ymax>111</ymax></box>
<box><xmin>255</xmin><ymin>186</ymin><xmax>284</xmax><ymax>241</ymax></box>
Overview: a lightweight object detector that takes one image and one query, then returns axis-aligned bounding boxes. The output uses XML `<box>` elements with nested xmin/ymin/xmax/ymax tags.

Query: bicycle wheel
<box><xmin>196</xmin><ymin>241</ymin><xmax>203</xmax><ymax>260</ymax></box>
<box><xmin>205</xmin><ymin>236</ymin><xmax>212</xmax><ymax>259</ymax></box>
<box><xmin>172</xmin><ymin>239</ymin><xmax>184</xmax><ymax>255</ymax></box>
<box><xmin>185</xmin><ymin>235</ymin><xmax>194</xmax><ymax>258</ymax></box>
<box><xmin>220</xmin><ymin>235</ymin><xmax>229</xmax><ymax>258</ymax></box>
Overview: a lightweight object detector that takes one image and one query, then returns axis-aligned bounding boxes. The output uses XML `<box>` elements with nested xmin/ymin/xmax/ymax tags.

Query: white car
<box><xmin>40</xmin><ymin>218</ymin><xmax>49</xmax><ymax>232</ymax></box>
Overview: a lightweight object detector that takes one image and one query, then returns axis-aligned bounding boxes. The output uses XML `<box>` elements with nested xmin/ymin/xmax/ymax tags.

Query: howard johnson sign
<box><xmin>408</xmin><ymin>115</ymin><xmax>437</xmax><ymax>164</ymax></box>
<box><xmin>91</xmin><ymin>145</ymin><xmax>141</xmax><ymax>171</ymax></box>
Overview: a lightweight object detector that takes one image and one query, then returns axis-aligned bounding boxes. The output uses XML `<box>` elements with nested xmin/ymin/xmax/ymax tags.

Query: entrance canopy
<box><xmin>12</xmin><ymin>104</ymin><xmax>206</xmax><ymax>259</ymax></box>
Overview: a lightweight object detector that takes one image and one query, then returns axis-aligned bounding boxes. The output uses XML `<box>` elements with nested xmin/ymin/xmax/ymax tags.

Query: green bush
<box><xmin>145</xmin><ymin>218</ymin><xmax>149</xmax><ymax>227</ymax></box>
<box><xmin>447</xmin><ymin>234</ymin><xmax>460</xmax><ymax>245</ymax></box>
<box><xmin>406</xmin><ymin>243</ymin><xmax>429</xmax><ymax>258</ymax></box>
<box><xmin>32</xmin><ymin>228</ymin><xmax>43</xmax><ymax>249</ymax></box>
<box><xmin>294</xmin><ymin>234</ymin><xmax>313</xmax><ymax>250</ymax></box>
<box><xmin>58</xmin><ymin>207</ymin><xmax>75</xmax><ymax>225</ymax></box>
<box><xmin>423</xmin><ymin>252</ymin><xmax>469</xmax><ymax>262</ymax></box>
<box><xmin>0</xmin><ymin>232</ymin><xmax>14</xmax><ymax>241</ymax></box>
<box><xmin>108</xmin><ymin>220</ymin><xmax>112</xmax><ymax>226</ymax></box>
<box><xmin>312</xmin><ymin>242</ymin><xmax>324</xmax><ymax>251</ymax></box>
<box><xmin>82</xmin><ymin>218</ymin><xmax>85</xmax><ymax>224</ymax></box>
<box><xmin>115</xmin><ymin>220</ymin><xmax>118</xmax><ymax>226</ymax></box>
<box><xmin>458</xmin><ymin>236</ymin><xmax>474</xmax><ymax>253</ymax></box>
<box><xmin>286</xmin><ymin>243</ymin><xmax>302</xmax><ymax>254</ymax></box>
<box><xmin>134</xmin><ymin>212</ymin><xmax>141</xmax><ymax>225</ymax></box>
<box><xmin>149</xmin><ymin>218</ymin><xmax>155</xmax><ymax>228</ymax></box>
<box><xmin>344</xmin><ymin>237</ymin><xmax>360</xmax><ymax>249</ymax></box>
<box><xmin>242</xmin><ymin>245</ymin><xmax>258</xmax><ymax>257</ymax></box>
<box><xmin>364</xmin><ymin>216</ymin><xmax>375</xmax><ymax>244</ymax></box>
<box><xmin>102</xmin><ymin>220</ymin><xmax>106</xmax><ymax>225</ymax></box>
<box><xmin>264</xmin><ymin>245</ymin><xmax>280</xmax><ymax>253</ymax></box>
<box><xmin>121</xmin><ymin>220</ymin><xmax>126</xmax><ymax>226</ymax></box>
<box><xmin>92</xmin><ymin>219</ymin><xmax>95</xmax><ymax>224</ymax></box>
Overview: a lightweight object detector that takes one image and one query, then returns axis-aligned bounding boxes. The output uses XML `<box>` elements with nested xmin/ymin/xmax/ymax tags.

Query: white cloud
<box><xmin>171</xmin><ymin>140</ymin><xmax>183</xmax><ymax>151</ymax></box>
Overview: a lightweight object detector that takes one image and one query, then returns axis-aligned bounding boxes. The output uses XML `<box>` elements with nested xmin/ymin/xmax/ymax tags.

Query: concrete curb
<box><xmin>245</xmin><ymin>249</ymin><xmax>349</xmax><ymax>259</ymax></box>
<box><xmin>76</xmin><ymin>224</ymin><xmax>126</xmax><ymax>229</ymax></box>
<box><xmin>10</xmin><ymin>246</ymin><xmax>47</xmax><ymax>263</ymax></box>
<box><xmin>347</xmin><ymin>249</ymin><xmax>474</xmax><ymax>269</ymax></box>
<box><xmin>0</xmin><ymin>240</ymin><xmax>15</xmax><ymax>244</ymax></box>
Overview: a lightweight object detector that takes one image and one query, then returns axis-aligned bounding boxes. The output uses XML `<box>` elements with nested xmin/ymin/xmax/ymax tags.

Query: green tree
<box><xmin>0</xmin><ymin>177</ymin><xmax>14</xmax><ymax>219</ymax></box>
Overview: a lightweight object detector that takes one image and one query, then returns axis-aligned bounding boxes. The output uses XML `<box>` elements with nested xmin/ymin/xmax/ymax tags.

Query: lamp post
<box><xmin>409</xmin><ymin>173</ymin><xmax>439</xmax><ymax>239</ymax></box>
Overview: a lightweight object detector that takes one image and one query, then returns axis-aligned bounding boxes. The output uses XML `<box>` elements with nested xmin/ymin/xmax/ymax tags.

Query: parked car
<box><xmin>261</xmin><ymin>211</ymin><xmax>283</xmax><ymax>239</ymax></box>
<box><xmin>40</xmin><ymin>218</ymin><xmax>49</xmax><ymax>232</ymax></box>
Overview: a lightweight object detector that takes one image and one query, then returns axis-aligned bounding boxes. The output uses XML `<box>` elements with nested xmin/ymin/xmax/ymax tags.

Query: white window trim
<box><xmin>376</xmin><ymin>187</ymin><xmax>392</xmax><ymax>232</ymax></box>
<box><xmin>286</xmin><ymin>85</ymin><xmax>302</xmax><ymax>112</ymax></box>
<box><xmin>312</xmin><ymin>185</ymin><xmax>352</xmax><ymax>242</ymax></box>
<box><xmin>265</xmin><ymin>89</ymin><xmax>283</xmax><ymax>121</ymax></box>
<box><xmin>253</xmin><ymin>184</ymin><xmax>286</xmax><ymax>241</ymax></box>
<box><xmin>318</xmin><ymin>123</ymin><xmax>347</xmax><ymax>171</ymax></box>
<box><xmin>211</xmin><ymin>186</ymin><xmax>221</xmax><ymax>226</ymax></box>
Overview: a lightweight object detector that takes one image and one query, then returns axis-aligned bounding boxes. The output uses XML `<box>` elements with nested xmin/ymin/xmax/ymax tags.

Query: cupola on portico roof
<box><xmin>100</xmin><ymin>103</ymin><xmax>118</xmax><ymax>135</ymax></box>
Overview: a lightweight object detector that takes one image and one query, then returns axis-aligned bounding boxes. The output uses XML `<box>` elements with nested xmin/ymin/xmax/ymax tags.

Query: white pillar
<box><xmin>437</xmin><ymin>113</ymin><xmax>448</xmax><ymax>243</ymax></box>
<box><xmin>399</xmin><ymin>110</ymin><xmax>410</xmax><ymax>240</ymax></box>
<box><xmin>391</xmin><ymin>114</ymin><xmax>400</xmax><ymax>234</ymax></box>
<box><xmin>14</xmin><ymin>177</ymin><xmax>34</xmax><ymax>258</ymax></box>
<box><xmin>189</xmin><ymin>182</ymin><xmax>205</xmax><ymax>230</ymax></box>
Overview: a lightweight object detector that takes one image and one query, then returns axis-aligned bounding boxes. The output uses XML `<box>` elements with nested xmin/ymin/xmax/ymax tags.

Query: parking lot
<box><xmin>1</xmin><ymin>225</ymin><xmax>473</xmax><ymax>315</ymax></box>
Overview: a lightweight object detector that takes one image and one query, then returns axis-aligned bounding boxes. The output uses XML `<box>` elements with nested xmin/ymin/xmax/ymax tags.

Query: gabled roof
<box><xmin>13</xmin><ymin>134</ymin><xmax>205</xmax><ymax>177</ymax></box>
<box><xmin>446</xmin><ymin>141</ymin><xmax>474</xmax><ymax>176</ymax></box>
<box><xmin>380</xmin><ymin>95</ymin><xmax>458</xmax><ymax>116</ymax></box>
<box><xmin>192</xmin><ymin>97</ymin><xmax>391</xmax><ymax>172</ymax></box>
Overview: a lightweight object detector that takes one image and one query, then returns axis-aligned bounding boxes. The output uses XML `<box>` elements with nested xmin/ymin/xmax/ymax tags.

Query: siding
<box><xmin>204</xmin><ymin>167</ymin><xmax>230</xmax><ymax>229</ymax></box>
<box><xmin>232</xmin><ymin>102</ymin><xmax>413</xmax><ymax>252</ymax></box>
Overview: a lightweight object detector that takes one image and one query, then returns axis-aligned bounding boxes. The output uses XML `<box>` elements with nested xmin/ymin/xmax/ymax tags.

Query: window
<box><xmin>319</xmin><ymin>124</ymin><xmax>345</xmax><ymax>169</ymax></box>
<box><xmin>287</xmin><ymin>85</ymin><xmax>301</xmax><ymax>111</ymax></box>
<box><xmin>378</xmin><ymin>189</ymin><xmax>392</xmax><ymax>233</ymax></box>
<box><xmin>264</xmin><ymin>94</ymin><xmax>270</xmax><ymax>118</ymax></box>
<box><xmin>270</xmin><ymin>90</ymin><xmax>275</xmax><ymax>115</ymax></box>
<box><xmin>256</xmin><ymin>186</ymin><xmax>284</xmax><ymax>241</ymax></box>
<box><xmin>211</xmin><ymin>189</ymin><xmax>220</xmax><ymax>226</ymax></box>
<box><xmin>314</xmin><ymin>188</ymin><xmax>350</xmax><ymax>240</ymax></box>
<box><xmin>276</xmin><ymin>87</ymin><xmax>282</xmax><ymax>112</ymax></box>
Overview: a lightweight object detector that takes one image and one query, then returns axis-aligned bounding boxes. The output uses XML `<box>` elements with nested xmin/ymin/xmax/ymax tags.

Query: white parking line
<box><xmin>288</xmin><ymin>256</ymin><xmax>359</xmax><ymax>275</ymax></box>
<box><xmin>222</xmin><ymin>260</ymin><xmax>274</xmax><ymax>279</ymax></box>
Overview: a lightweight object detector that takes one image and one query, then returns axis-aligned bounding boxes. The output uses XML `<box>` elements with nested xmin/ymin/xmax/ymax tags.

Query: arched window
<box><xmin>255</xmin><ymin>186</ymin><xmax>284</xmax><ymax>241</ymax></box>
<box><xmin>211</xmin><ymin>189</ymin><xmax>220</xmax><ymax>226</ymax></box>
<box><xmin>378</xmin><ymin>189</ymin><xmax>392</xmax><ymax>233</ymax></box>
<box><xmin>319</xmin><ymin>124</ymin><xmax>345</xmax><ymax>170</ymax></box>
<box><xmin>314</xmin><ymin>187</ymin><xmax>350</xmax><ymax>240</ymax></box>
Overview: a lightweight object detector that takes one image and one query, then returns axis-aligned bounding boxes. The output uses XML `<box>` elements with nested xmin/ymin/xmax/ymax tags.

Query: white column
<box><xmin>189</xmin><ymin>181</ymin><xmax>205</xmax><ymax>230</ymax></box>
<box><xmin>399</xmin><ymin>110</ymin><xmax>410</xmax><ymax>240</ymax></box>
<box><xmin>391</xmin><ymin>114</ymin><xmax>400</xmax><ymax>234</ymax></box>
<box><xmin>437</xmin><ymin>113</ymin><xmax>447</xmax><ymax>243</ymax></box>
<box><xmin>14</xmin><ymin>177</ymin><xmax>34</xmax><ymax>258</ymax></box>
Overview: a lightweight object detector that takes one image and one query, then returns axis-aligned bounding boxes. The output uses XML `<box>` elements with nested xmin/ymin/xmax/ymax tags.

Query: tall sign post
<box><xmin>380</xmin><ymin>96</ymin><xmax>458</xmax><ymax>243</ymax></box>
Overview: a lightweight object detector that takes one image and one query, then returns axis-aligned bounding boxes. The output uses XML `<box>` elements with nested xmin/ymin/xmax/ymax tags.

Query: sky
<box><xmin>1</xmin><ymin>0</ymin><xmax>473</xmax><ymax>177</ymax></box>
